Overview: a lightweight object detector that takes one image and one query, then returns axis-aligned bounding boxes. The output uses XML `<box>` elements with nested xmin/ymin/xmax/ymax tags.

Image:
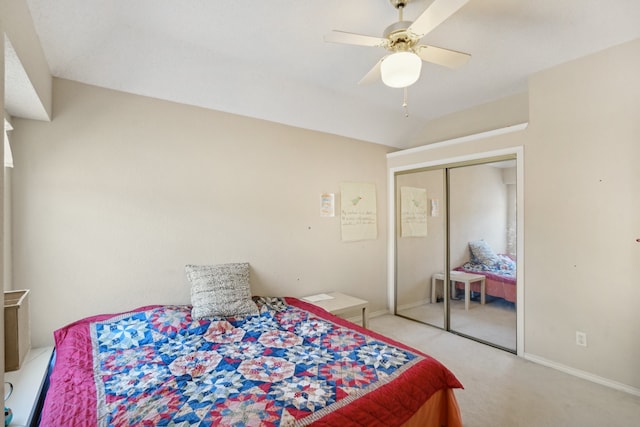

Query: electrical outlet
<box><xmin>576</xmin><ymin>331</ymin><xmax>587</xmax><ymax>347</ymax></box>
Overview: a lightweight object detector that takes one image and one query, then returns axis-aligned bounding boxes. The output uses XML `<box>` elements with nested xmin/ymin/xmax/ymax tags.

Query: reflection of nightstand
<box><xmin>5</xmin><ymin>346</ymin><xmax>54</xmax><ymax>427</ymax></box>
<box><xmin>431</xmin><ymin>272</ymin><xmax>485</xmax><ymax>311</ymax></box>
<box><xmin>302</xmin><ymin>292</ymin><xmax>369</xmax><ymax>328</ymax></box>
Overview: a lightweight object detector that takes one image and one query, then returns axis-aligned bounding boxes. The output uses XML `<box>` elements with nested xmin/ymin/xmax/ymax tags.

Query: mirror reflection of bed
<box><xmin>449</xmin><ymin>240</ymin><xmax>516</xmax><ymax>350</ymax></box>
<box><xmin>400</xmin><ymin>239</ymin><xmax>517</xmax><ymax>351</ymax></box>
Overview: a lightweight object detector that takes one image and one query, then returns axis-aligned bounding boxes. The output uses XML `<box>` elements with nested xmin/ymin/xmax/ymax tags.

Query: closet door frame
<box><xmin>388</xmin><ymin>146</ymin><xmax>524</xmax><ymax>356</ymax></box>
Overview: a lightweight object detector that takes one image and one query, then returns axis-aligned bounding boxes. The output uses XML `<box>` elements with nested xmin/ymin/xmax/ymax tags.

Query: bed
<box><xmin>39</xmin><ymin>293</ymin><xmax>463</xmax><ymax>426</ymax></box>
<box><xmin>454</xmin><ymin>240</ymin><xmax>516</xmax><ymax>304</ymax></box>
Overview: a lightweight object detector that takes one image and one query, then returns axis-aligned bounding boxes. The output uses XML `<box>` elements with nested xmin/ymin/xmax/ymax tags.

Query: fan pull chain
<box><xmin>403</xmin><ymin>87</ymin><xmax>409</xmax><ymax>117</ymax></box>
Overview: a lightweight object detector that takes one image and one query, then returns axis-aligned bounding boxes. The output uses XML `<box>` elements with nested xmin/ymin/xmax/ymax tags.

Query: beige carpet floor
<box><xmin>398</xmin><ymin>297</ymin><xmax>517</xmax><ymax>350</ymax></box>
<box><xmin>369</xmin><ymin>314</ymin><xmax>640</xmax><ymax>427</ymax></box>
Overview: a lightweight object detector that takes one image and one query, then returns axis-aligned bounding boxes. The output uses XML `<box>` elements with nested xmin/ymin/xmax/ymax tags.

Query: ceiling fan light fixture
<box><xmin>380</xmin><ymin>51</ymin><xmax>422</xmax><ymax>88</ymax></box>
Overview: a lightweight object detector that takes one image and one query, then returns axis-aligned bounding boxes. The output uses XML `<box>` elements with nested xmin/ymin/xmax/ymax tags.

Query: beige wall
<box><xmin>525</xmin><ymin>38</ymin><xmax>640</xmax><ymax>390</ymax></box>
<box><xmin>410</xmin><ymin>92</ymin><xmax>529</xmax><ymax>147</ymax></box>
<box><xmin>11</xmin><ymin>78</ymin><xmax>393</xmax><ymax>347</ymax></box>
<box><xmin>389</xmin><ymin>38</ymin><xmax>640</xmax><ymax>391</ymax></box>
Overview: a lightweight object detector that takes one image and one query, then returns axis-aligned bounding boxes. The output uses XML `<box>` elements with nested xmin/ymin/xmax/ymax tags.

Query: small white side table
<box><xmin>431</xmin><ymin>272</ymin><xmax>486</xmax><ymax>311</ymax></box>
<box><xmin>302</xmin><ymin>292</ymin><xmax>369</xmax><ymax>328</ymax></box>
<box><xmin>5</xmin><ymin>346</ymin><xmax>54</xmax><ymax>427</ymax></box>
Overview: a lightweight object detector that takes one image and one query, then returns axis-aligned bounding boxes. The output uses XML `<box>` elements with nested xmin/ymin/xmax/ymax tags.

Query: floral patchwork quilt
<box><xmin>41</xmin><ymin>297</ymin><xmax>462</xmax><ymax>426</ymax></box>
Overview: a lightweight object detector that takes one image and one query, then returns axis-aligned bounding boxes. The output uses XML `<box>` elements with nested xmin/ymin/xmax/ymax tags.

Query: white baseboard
<box><xmin>524</xmin><ymin>353</ymin><xmax>640</xmax><ymax>397</ymax></box>
<box><xmin>343</xmin><ymin>309</ymin><xmax>389</xmax><ymax>326</ymax></box>
<box><xmin>368</xmin><ymin>309</ymin><xmax>389</xmax><ymax>319</ymax></box>
<box><xmin>396</xmin><ymin>299</ymin><xmax>431</xmax><ymax>312</ymax></box>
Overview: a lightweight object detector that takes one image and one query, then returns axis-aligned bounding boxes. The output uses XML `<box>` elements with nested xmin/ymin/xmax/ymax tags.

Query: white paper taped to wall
<box><xmin>340</xmin><ymin>182</ymin><xmax>377</xmax><ymax>242</ymax></box>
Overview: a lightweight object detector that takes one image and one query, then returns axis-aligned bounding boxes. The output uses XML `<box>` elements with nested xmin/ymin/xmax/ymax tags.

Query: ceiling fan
<box><xmin>325</xmin><ymin>0</ymin><xmax>471</xmax><ymax>89</ymax></box>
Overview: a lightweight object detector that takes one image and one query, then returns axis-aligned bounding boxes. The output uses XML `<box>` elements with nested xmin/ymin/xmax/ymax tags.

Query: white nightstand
<box><xmin>5</xmin><ymin>347</ymin><xmax>54</xmax><ymax>427</ymax></box>
<box><xmin>302</xmin><ymin>292</ymin><xmax>369</xmax><ymax>328</ymax></box>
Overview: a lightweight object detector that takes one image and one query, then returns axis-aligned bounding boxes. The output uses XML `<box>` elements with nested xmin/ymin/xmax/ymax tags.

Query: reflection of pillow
<box><xmin>468</xmin><ymin>240</ymin><xmax>500</xmax><ymax>266</ymax></box>
<box><xmin>186</xmin><ymin>263</ymin><xmax>259</xmax><ymax>319</ymax></box>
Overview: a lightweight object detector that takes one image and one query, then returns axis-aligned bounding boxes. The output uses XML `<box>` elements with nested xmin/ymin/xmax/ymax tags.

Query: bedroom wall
<box><xmin>388</xmin><ymin>38</ymin><xmax>640</xmax><ymax>392</ymax></box>
<box><xmin>409</xmin><ymin>92</ymin><xmax>529</xmax><ymax>147</ymax></box>
<box><xmin>11</xmin><ymin>78</ymin><xmax>394</xmax><ymax>347</ymax></box>
<box><xmin>524</xmin><ymin>38</ymin><xmax>640</xmax><ymax>391</ymax></box>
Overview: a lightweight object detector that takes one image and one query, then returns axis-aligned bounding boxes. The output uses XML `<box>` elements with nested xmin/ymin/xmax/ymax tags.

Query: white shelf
<box><xmin>5</xmin><ymin>347</ymin><xmax>53</xmax><ymax>427</ymax></box>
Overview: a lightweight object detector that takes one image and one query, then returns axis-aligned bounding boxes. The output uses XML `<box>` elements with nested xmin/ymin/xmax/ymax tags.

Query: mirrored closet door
<box><xmin>395</xmin><ymin>157</ymin><xmax>517</xmax><ymax>353</ymax></box>
<box><xmin>395</xmin><ymin>168</ymin><xmax>447</xmax><ymax>329</ymax></box>
<box><xmin>448</xmin><ymin>160</ymin><xmax>517</xmax><ymax>352</ymax></box>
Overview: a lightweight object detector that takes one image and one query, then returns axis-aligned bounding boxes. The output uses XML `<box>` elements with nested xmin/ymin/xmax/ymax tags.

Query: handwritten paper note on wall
<box><xmin>400</xmin><ymin>186</ymin><xmax>428</xmax><ymax>237</ymax></box>
<box><xmin>340</xmin><ymin>182</ymin><xmax>377</xmax><ymax>241</ymax></box>
<box><xmin>320</xmin><ymin>193</ymin><xmax>335</xmax><ymax>217</ymax></box>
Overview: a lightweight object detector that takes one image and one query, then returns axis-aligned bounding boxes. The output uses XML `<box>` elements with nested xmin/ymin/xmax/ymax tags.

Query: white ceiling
<box><xmin>9</xmin><ymin>0</ymin><xmax>640</xmax><ymax>148</ymax></box>
<box><xmin>4</xmin><ymin>36</ymin><xmax>50</xmax><ymax>121</ymax></box>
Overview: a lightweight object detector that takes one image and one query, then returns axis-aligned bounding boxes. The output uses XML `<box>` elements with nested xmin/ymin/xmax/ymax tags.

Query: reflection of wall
<box><xmin>502</xmin><ymin>166</ymin><xmax>517</xmax><ymax>257</ymax></box>
<box><xmin>449</xmin><ymin>164</ymin><xmax>508</xmax><ymax>268</ymax></box>
<box><xmin>395</xmin><ymin>170</ymin><xmax>445</xmax><ymax>308</ymax></box>
<box><xmin>505</xmin><ymin>186</ymin><xmax>516</xmax><ymax>257</ymax></box>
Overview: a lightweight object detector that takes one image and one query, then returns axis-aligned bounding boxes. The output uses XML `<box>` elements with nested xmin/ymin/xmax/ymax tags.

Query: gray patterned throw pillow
<box><xmin>468</xmin><ymin>240</ymin><xmax>500</xmax><ymax>266</ymax></box>
<box><xmin>186</xmin><ymin>263</ymin><xmax>259</xmax><ymax>319</ymax></box>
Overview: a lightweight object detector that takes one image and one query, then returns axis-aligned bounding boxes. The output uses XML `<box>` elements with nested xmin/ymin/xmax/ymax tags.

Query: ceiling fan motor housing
<box><xmin>383</xmin><ymin>21</ymin><xmax>419</xmax><ymax>53</ymax></box>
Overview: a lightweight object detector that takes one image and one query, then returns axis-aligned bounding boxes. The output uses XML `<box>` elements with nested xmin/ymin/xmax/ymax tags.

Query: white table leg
<box><xmin>431</xmin><ymin>276</ymin><xmax>437</xmax><ymax>303</ymax></box>
<box><xmin>362</xmin><ymin>306</ymin><xmax>369</xmax><ymax>328</ymax></box>
<box><xmin>464</xmin><ymin>280</ymin><xmax>470</xmax><ymax>311</ymax></box>
<box><xmin>480</xmin><ymin>277</ymin><xmax>486</xmax><ymax>305</ymax></box>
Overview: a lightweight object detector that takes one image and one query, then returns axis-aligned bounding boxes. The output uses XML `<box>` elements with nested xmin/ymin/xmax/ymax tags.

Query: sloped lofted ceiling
<box><xmin>9</xmin><ymin>0</ymin><xmax>640</xmax><ymax>148</ymax></box>
<box><xmin>4</xmin><ymin>36</ymin><xmax>50</xmax><ymax>121</ymax></box>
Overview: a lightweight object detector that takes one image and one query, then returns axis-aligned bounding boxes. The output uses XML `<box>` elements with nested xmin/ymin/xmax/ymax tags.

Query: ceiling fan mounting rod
<box><xmin>390</xmin><ymin>0</ymin><xmax>410</xmax><ymax>20</ymax></box>
<box><xmin>390</xmin><ymin>0</ymin><xmax>410</xmax><ymax>10</ymax></box>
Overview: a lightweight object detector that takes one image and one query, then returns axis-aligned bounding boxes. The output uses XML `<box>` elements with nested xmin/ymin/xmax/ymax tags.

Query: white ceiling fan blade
<box><xmin>324</xmin><ymin>30</ymin><xmax>387</xmax><ymax>48</ymax></box>
<box><xmin>358</xmin><ymin>58</ymin><xmax>385</xmax><ymax>85</ymax></box>
<box><xmin>415</xmin><ymin>45</ymin><xmax>470</xmax><ymax>69</ymax></box>
<box><xmin>408</xmin><ymin>0</ymin><xmax>469</xmax><ymax>38</ymax></box>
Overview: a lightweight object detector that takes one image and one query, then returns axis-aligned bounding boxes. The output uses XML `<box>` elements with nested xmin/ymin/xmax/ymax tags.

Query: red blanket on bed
<box><xmin>40</xmin><ymin>297</ymin><xmax>462</xmax><ymax>426</ymax></box>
